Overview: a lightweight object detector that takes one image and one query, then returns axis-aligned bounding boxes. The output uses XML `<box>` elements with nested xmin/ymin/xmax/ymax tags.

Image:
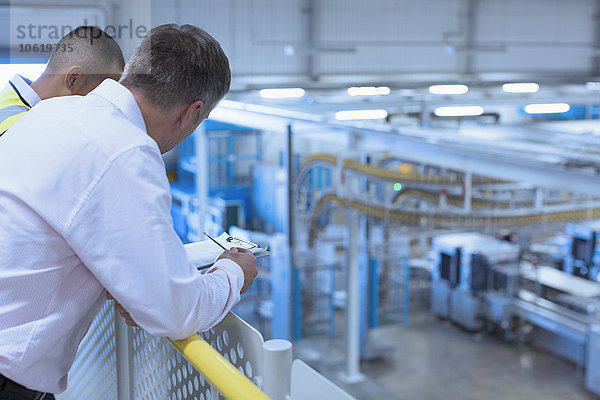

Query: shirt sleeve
<box><xmin>63</xmin><ymin>145</ymin><xmax>244</xmax><ymax>340</ymax></box>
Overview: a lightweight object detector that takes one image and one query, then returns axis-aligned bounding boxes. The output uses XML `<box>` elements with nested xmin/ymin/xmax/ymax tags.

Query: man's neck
<box><xmin>30</xmin><ymin>74</ymin><xmax>57</xmax><ymax>100</ymax></box>
<box><xmin>128</xmin><ymin>88</ymin><xmax>169</xmax><ymax>150</ymax></box>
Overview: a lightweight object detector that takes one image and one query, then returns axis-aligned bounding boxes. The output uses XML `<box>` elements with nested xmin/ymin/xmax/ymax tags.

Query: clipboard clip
<box><xmin>226</xmin><ymin>235</ymin><xmax>259</xmax><ymax>249</ymax></box>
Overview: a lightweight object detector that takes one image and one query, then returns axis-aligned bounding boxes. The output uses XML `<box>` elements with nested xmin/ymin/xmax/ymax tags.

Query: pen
<box><xmin>203</xmin><ymin>232</ymin><xmax>228</xmax><ymax>251</ymax></box>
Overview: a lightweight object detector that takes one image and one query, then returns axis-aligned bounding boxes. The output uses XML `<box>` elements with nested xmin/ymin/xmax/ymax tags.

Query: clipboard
<box><xmin>183</xmin><ymin>232</ymin><xmax>270</xmax><ymax>271</ymax></box>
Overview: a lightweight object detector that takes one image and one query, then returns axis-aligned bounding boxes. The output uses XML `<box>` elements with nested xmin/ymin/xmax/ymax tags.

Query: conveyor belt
<box><xmin>378</xmin><ymin>156</ymin><xmax>508</xmax><ymax>185</ymax></box>
<box><xmin>521</xmin><ymin>266</ymin><xmax>600</xmax><ymax>298</ymax></box>
<box><xmin>513</xmin><ymin>297</ymin><xmax>588</xmax><ymax>344</ymax></box>
<box><xmin>307</xmin><ymin>193</ymin><xmax>600</xmax><ymax>245</ymax></box>
<box><xmin>297</xmin><ymin>153</ymin><xmax>506</xmax><ymax>186</ymax></box>
<box><xmin>392</xmin><ymin>187</ymin><xmax>532</xmax><ymax>209</ymax></box>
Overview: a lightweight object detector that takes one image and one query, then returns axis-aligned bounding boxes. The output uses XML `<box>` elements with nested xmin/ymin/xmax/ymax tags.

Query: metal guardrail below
<box><xmin>169</xmin><ymin>334</ymin><xmax>269</xmax><ymax>400</ymax></box>
<box><xmin>58</xmin><ymin>301</ymin><xmax>356</xmax><ymax>400</ymax></box>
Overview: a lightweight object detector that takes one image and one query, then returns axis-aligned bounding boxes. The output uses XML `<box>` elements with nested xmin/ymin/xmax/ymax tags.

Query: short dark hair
<box><xmin>120</xmin><ymin>24</ymin><xmax>231</xmax><ymax>115</ymax></box>
<box><xmin>46</xmin><ymin>26</ymin><xmax>125</xmax><ymax>75</ymax></box>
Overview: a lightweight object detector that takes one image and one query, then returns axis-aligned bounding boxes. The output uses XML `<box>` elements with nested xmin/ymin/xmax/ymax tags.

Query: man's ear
<box><xmin>64</xmin><ymin>66</ymin><xmax>83</xmax><ymax>94</ymax></box>
<box><xmin>179</xmin><ymin>100</ymin><xmax>205</xmax><ymax>129</ymax></box>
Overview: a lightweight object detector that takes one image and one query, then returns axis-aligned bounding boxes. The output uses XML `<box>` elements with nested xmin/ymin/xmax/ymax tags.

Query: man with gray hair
<box><xmin>120</xmin><ymin>23</ymin><xmax>232</xmax><ymax>152</ymax></box>
<box><xmin>0</xmin><ymin>24</ymin><xmax>257</xmax><ymax>399</ymax></box>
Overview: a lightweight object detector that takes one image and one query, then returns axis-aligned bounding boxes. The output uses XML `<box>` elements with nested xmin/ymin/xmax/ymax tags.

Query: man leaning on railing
<box><xmin>0</xmin><ymin>24</ymin><xmax>257</xmax><ymax>400</ymax></box>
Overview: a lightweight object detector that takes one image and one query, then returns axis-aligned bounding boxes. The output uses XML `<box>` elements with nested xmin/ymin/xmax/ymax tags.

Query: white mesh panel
<box><xmin>130</xmin><ymin>312</ymin><xmax>264</xmax><ymax>400</ymax></box>
<box><xmin>58</xmin><ymin>300</ymin><xmax>117</xmax><ymax>400</ymax></box>
<box><xmin>130</xmin><ymin>327</ymin><xmax>213</xmax><ymax>400</ymax></box>
<box><xmin>59</xmin><ymin>305</ymin><xmax>264</xmax><ymax>400</ymax></box>
<box><xmin>199</xmin><ymin>313</ymin><xmax>264</xmax><ymax>390</ymax></box>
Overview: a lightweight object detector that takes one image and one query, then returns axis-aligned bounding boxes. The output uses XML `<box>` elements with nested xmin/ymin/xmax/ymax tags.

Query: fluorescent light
<box><xmin>586</xmin><ymin>82</ymin><xmax>600</xmax><ymax>91</ymax></box>
<box><xmin>259</xmin><ymin>88</ymin><xmax>305</xmax><ymax>99</ymax></box>
<box><xmin>428</xmin><ymin>84</ymin><xmax>468</xmax><ymax>95</ymax></box>
<box><xmin>524</xmin><ymin>103</ymin><xmax>570</xmax><ymax>114</ymax></box>
<box><xmin>434</xmin><ymin>106</ymin><xmax>484</xmax><ymax>117</ymax></box>
<box><xmin>347</xmin><ymin>86</ymin><xmax>390</xmax><ymax>96</ymax></box>
<box><xmin>502</xmin><ymin>82</ymin><xmax>539</xmax><ymax>93</ymax></box>
<box><xmin>0</xmin><ymin>63</ymin><xmax>45</xmax><ymax>87</ymax></box>
<box><xmin>335</xmin><ymin>109</ymin><xmax>388</xmax><ymax>120</ymax></box>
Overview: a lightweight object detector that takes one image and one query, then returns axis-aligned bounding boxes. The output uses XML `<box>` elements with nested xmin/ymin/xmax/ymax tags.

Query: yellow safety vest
<box><xmin>0</xmin><ymin>80</ymin><xmax>32</xmax><ymax>137</ymax></box>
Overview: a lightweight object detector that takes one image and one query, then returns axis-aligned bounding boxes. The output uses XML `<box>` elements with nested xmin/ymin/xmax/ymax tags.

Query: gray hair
<box><xmin>120</xmin><ymin>24</ymin><xmax>231</xmax><ymax>116</ymax></box>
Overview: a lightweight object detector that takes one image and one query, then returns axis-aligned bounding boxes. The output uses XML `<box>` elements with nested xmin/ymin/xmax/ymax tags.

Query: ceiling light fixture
<box><xmin>434</xmin><ymin>106</ymin><xmax>484</xmax><ymax>117</ymax></box>
<box><xmin>586</xmin><ymin>82</ymin><xmax>600</xmax><ymax>91</ymax></box>
<box><xmin>347</xmin><ymin>86</ymin><xmax>390</xmax><ymax>96</ymax></box>
<box><xmin>335</xmin><ymin>109</ymin><xmax>388</xmax><ymax>120</ymax></box>
<box><xmin>502</xmin><ymin>82</ymin><xmax>539</xmax><ymax>93</ymax></box>
<box><xmin>524</xmin><ymin>103</ymin><xmax>570</xmax><ymax>114</ymax></box>
<box><xmin>259</xmin><ymin>88</ymin><xmax>305</xmax><ymax>99</ymax></box>
<box><xmin>428</xmin><ymin>84</ymin><xmax>468</xmax><ymax>95</ymax></box>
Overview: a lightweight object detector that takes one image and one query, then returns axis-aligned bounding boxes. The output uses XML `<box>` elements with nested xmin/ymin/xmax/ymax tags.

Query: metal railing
<box><xmin>169</xmin><ymin>335</ymin><xmax>268</xmax><ymax>400</ymax></box>
<box><xmin>58</xmin><ymin>303</ymin><xmax>270</xmax><ymax>400</ymax></box>
<box><xmin>58</xmin><ymin>301</ymin><xmax>356</xmax><ymax>400</ymax></box>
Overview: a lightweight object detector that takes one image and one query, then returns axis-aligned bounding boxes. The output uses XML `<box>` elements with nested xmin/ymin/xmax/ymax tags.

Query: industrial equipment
<box><xmin>430</xmin><ymin>232</ymin><xmax>520</xmax><ymax>330</ymax></box>
<box><xmin>563</xmin><ymin>220</ymin><xmax>600</xmax><ymax>280</ymax></box>
<box><xmin>484</xmin><ymin>261</ymin><xmax>521</xmax><ymax>332</ymax></box>
<box><xmin>170</xmin><ymin>186</ymin><xmax>225</xmax><ymax>242</ymax></box>
<box><xmin>430</xmin><ymin>231</ymin><xmax>600</xmax><ymax>396</ymax></box>
<box><xmin>514</xmin><ymin>263</ymin><xmax>600</xmax><ymax>384</ymax></box>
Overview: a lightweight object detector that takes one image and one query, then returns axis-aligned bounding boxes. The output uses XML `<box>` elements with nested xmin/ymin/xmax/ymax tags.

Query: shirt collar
<box><xmin>88</xmin><ymin>79</ymin><xmax>147</xmax><ymax>133</ymax></box>
<box><xmin>9</xmin><ymin>74</ymin><xmax>41</xmax><ymax>108</ymax></box>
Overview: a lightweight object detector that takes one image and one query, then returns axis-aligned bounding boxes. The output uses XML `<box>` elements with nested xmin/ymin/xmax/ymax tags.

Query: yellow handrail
<box><xmin>169</xmin><ymin>335</ymin><xmax>270</xmax><ymax>400</ymax></box>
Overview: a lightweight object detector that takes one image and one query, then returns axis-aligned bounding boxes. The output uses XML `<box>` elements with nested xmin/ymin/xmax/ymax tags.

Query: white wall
<box><xmin>317</xmin><ymin>0</ymin><xmax>463</xmax><ymax>75</ymax></box>
<box><xmin>147</xmin><ymin>0</ymin><xmax>598</xmax><ymax>85</ymax></box>
<box><xmin>474</xmin><ymin>0</ymin><xmax>594</xmax><ymax>73</ymax></box>
<box><xmin>2</xmin><ymin>0</ymin><xmax>597</xmax><ymax>86</ymax></box>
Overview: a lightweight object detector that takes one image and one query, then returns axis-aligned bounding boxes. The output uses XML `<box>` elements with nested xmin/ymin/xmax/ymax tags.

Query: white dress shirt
<box><xmin>0</xmin><ymin>79</ymin><xmax>244</xmax><ymax>393</ymax></box>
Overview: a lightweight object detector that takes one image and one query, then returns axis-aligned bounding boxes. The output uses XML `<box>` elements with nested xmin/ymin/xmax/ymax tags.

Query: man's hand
<box><xmin>217</xmin><ymin>247</ymin><xmax>257</xmax><ymax>294</ymax></box>
<box><xmin>106</xmin><ymin>292</ymin><xmax>140</xmax><ymax>327</ymax></box>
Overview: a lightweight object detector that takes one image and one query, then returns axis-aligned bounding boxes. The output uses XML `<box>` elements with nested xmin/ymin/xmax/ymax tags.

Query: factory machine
<box><xmin>431</xmin><ymin>233</ymin><xmax>520</xmax><ymax>330</ymax></box>
<box><xmin>563</xmin><ymin>220</ymin><xmax>600</xmax><ymax>280</ymax></box>
<box><xmin>431</xmin><ymin>231</ymin><xmax>600</xmax><ymax>395</ymax></box>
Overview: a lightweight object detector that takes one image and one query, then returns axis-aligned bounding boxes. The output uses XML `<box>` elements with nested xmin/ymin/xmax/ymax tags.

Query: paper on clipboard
<box><xmin>184</xmin><ymin>232</ymin><xmax>270</xmax><ymax>270</ymax></box>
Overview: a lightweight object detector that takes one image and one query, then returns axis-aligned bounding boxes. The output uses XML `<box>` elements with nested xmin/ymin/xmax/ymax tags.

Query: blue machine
<box><xmin>170</xmin><ymin>120</ymin><xmax>262</xmax><ymax>242</ymax></box>
<box><xmin>170</xmin><ymin>184</ymin><xmax>196</xmax><ymax>241</ymax></box>
<box><xmin>564</xmin><ymin>220</ymin><xmax>600</xmax><ymax>280</ymax></box>
<box><xmin>429</xmin><ymin>233</ymin><xmax>600</xmax><ymax>396</ymax></box>
<box><xmin>170</xmin><ymin>183</ymin><xmax>226</xmax><ymax>242</ymax></box>
<box><xmin>431</xmin><ymin>233</ymin><xmax>520</xmax><ymax>330</ymax></box>
<box><xmin>251</xmin><ymin>164</ymin><xmax>287</xmax><ymax>233</ymax></box>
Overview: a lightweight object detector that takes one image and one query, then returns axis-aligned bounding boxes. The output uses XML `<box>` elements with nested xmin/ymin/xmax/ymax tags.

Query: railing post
<box><xmin>464</xmin><ymin>170</ymin><xmax>472</xmax><ymax>212</ymax></box>
<box><xmin>262</xmin><ymin>339</ymin><xmax>293</xmax><ymax>400</ymax></box>
<box><xmin>403</xmin><ymin>257</ymin><xmax>411</xmax><ymax>326</ymax></box>
<box><xmin>368</xmin><ymin>258</ymin><xmax>380</xmax><ymax>329</ymax></box>
<box><xmin>341</xmin><ymin>210</ymin><xmax>365</xmax><ymax>383</ymax></box>
<box><xmin>210</xmin><ymin>384</ymin><xmax>219</xmax><ymax>400</ymax></box>
<box><xmin>115</xmin><ymin>316</ymin><xmax>134</xmax><ymax>400</ymax></box>
<box><xmin>292</xmin><ymin>267</ymin><xmax>303</xmax><ymax>340</ymax></box>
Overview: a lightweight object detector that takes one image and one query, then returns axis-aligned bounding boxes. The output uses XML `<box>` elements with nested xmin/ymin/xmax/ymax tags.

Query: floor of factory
<box><xmin>294</xmin><ymin>312</ymin><xmax>596</xmax><ymax>400</ymax></box>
